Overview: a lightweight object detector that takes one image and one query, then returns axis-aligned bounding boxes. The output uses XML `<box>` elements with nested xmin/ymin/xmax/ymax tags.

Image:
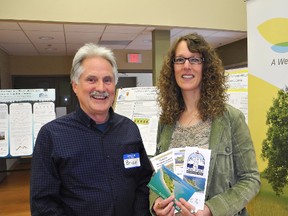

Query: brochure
<box><xmin>147</xmin><ymin>164</ymin><xmax>196</xmax><ymax>212</ymax></box>
<box><xmin>148</xmin><ymin>147</ymin><xmax>211</xmax><ymax>210</ymax></box>
<box><xmin>182</xmin><ymin>147</ymin><xmax>211</xmax><ymax>210</ymax></box>
<box><xmin>173</xmin><ymin>147</ymin><xmax>185</xmax><ymax>178</ymax></box>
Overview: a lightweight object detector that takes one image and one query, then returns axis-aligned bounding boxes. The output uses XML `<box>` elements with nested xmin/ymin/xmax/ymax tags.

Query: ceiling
<box><xmin>0</xmin><ymin>21</ymin><xmax>247</xmax><ymax>56</ymax></box>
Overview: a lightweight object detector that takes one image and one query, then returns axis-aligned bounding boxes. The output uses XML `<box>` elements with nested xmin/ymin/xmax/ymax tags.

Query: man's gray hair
<box><xmin>70</xmin><ymin>43</ymin><xmax>118</xmax><ymax>84</ymax></box>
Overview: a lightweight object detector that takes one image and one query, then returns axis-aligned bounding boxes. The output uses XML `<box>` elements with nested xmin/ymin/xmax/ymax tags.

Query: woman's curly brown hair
<box><xmin>157</xmin><ymin>33</ymin><xmax>228</xmax><ymax>125</ymax></box>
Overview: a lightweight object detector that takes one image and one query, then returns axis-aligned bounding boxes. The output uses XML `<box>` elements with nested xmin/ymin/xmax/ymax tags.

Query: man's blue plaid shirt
<box><xmin>30</xmin><ymin>106</ymin><xmax>153</xmax><ymax>216</ymax></box>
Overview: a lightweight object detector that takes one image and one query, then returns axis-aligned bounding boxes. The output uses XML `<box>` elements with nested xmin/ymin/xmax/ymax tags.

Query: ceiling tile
<box><xmin>0</xmin><ymin>20</ymin><xmax>247</xmax><ymax>56</ymax></box>
<box><xmin>19</xmin><ymin>22</ymin><xmax>63</xmax><ymax>31</ymax></box>
<box><xmin>65</xmin><ymin>32</ymin><xmax>101</xmax><ymax>43</ymax></box>
<box><xmin>0</xmin><ymin>30</ymin><xmax>30</xmax><ymax>43</ymax></box>
<box><xmin>64</xmin><ymin>24</ymin><xmax>106</xmax><ymax>33</ymax></box>
<box><xmin>101</xmin><ymin>32</ymin><xmax>137</xmax><ymax>41</ymax></box>
<box><xmin>0</xmin><ymin>43</ymin><xmax>37</xmax><ymax>53</ymax></box>
<box><xmin>102</xmin><ymin>44</ymin><xmax>127</xmax><ymax>50</ymax></box>
<box><xmin>105</xmin><ymin>25</ymin><xmax>146</xmax><ymax>33</ymax></box>
<box><xmin>211</xmin><ymin>31</ymin><xmax>246</xmax><ymax>39</ymax></box>
<box><xmin>66</xmin><ymin>43</ymin><xmax>84</xmax><ymax>54</ymax></box>
<box><xmin>25</xmin><ymin>31</ymin><xmax>65</xmax><ymax>43</ymax></box>
<box><xmin>0</xmin><ymin>22</ymin><xmax>21</xmax><ymax>30</ymax></box>
<box><xmin>36</xmin><ymin>43</ymin><xmax>66</xmax><ymax>55</ymax></box>
<box><xmin>126</xmin><ymin>43</ymin><xmax>152</xmax><ymax>50</ymax></box>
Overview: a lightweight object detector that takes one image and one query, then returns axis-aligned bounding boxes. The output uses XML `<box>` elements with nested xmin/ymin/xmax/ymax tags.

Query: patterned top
<box><xmin>170</xmin><ymin>119</ymin><xmax>212</xmax><ymax>149</ymax></box>
<box><xmin>30</xmin><ymin>106</ymin><xmax>153</xmax><ymax>216</ymax></box>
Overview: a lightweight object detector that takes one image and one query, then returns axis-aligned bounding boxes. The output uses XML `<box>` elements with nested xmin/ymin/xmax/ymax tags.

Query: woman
<box><xmin>150</xmin><ymin>33</ymin><xmax>260</xmax><ymax>216</ymax></box>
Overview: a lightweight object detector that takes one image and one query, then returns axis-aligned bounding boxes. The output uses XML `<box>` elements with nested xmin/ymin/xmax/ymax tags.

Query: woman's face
<box><xmin>173</xmin><ymin>40</ymin><xmax>203</xmax><ymax>94</ymax></box>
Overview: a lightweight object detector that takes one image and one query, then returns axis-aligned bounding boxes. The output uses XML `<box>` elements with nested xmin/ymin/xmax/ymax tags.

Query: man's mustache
<box><xmin>90</xmin><ymin>91</ymin><xmax>110</xmax><ymax>98</ymax></box>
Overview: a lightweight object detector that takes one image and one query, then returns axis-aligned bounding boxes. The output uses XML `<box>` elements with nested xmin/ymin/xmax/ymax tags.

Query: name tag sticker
<box><xmin>123</xmin><ymin>153</ymin><xmax>141</xmax><ymax>169</ymax></box>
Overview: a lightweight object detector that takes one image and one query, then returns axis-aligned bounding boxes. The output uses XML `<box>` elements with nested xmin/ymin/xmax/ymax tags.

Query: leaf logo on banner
<box><xmin>257</xmin><ymin>17</ymin><xmax>288</xmax><ymax>53</ymax></box>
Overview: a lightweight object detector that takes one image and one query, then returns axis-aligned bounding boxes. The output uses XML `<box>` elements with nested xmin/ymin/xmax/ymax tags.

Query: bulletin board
<box><xmin>0</xmin><ymin>89</ymin><xmax>56</xmax><ymax>158</ymax></box>
<box><xmin>114</xmin><ymin>86</ymin><xmax>160</xmax><ymax>156</ymax></box>
<box><xmin>226</xmin><ymin>67</ymin><xmax>248</xmax><ymax>123</ymax></box>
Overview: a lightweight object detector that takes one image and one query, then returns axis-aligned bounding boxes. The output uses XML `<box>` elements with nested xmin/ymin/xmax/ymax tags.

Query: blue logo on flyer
<box><xmin>186</xmin><ymin>151</ymin><xmax>205</xmax><ymax>176</ymax></box>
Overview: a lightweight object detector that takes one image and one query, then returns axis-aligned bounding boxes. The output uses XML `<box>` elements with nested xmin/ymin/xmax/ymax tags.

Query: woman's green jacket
<box><xmin>150</xmin><ymin>104</ymin><xmax>260</xmax><ymax>216</ymax></box>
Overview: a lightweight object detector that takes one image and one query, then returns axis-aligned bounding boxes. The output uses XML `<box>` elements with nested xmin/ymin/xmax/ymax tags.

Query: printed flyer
<box><xmin>148</xmin><ymin>147</ymin><xmax>211</xmax><ymax>210</ymax></box>
<box><xmin>183</xmin><ymin>147</ymin><xmax>211</xmax><ymax>210</ymax></box>
<box><xmin>147</xmin><ymin>165</ymin><xmax>195</xmax><ymax>212</ymax></box>
<box><xmin>149</xmin><ymin>148</ymin><xmax>185</xmax><ymax>174</ymax></box>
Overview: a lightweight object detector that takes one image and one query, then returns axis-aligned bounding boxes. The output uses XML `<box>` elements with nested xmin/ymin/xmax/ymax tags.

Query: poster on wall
<box><xmin>247</xmin><ymin>0</ymin><xmax>288</xmax><ymax>172</ymax></box>
<box><xmin>114</xmin><ymin>86</ymin><xmax>160</xmax><ymax>156</ymax></box>
<box><xmin>0</xmin><ymin>89</ymin><xmax>55</xmax><ymax>158</ymax></box>
<box><xmin>247</xmin><ymin>0</ymin><xmax>288</xmax><ymax>89</ymax></box>
<box><xmin>226</xmin><ymin>68</ymin><xmax>248</xmax><ymax>122</ymax></box>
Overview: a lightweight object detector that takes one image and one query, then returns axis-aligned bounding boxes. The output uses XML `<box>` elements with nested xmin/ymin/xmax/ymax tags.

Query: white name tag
<box><xmin>123</xmin><ymin>153</ymin><xmax>141</xmax><ymax>169</ymax></box>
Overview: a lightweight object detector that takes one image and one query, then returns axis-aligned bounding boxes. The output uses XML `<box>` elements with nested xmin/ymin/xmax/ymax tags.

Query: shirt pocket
<box><xmin>212</xmin><ymin>146</ymin><xmax>233</xmax><ymax>193</ymax></box>
<box><xmin>214</xmin><ymin>145</ymin><xmax>233</xmax><ymax>175</ymax></box>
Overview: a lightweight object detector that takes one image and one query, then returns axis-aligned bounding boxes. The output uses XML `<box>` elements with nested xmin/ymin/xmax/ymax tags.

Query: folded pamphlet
<box><xmin>148</xmin><ymin>147</ymin><xmax>211</xmax><ymax>210</ymax></box>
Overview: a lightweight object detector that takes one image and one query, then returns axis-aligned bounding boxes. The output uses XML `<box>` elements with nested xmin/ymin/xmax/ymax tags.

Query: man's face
<box><xmin>72</xmin><ymin>56</ymin><xmax>115</xmax><ymax>121</ymax></box>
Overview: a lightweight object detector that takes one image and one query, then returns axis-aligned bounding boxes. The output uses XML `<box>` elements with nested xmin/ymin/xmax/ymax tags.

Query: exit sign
<box><xmin>127</xmin><ymin>54</ymin><xmax>142</xmax><ymax>63</ymax></box>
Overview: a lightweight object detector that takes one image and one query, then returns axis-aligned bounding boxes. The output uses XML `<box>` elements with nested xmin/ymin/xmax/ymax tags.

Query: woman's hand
<box><xmin>153</xmin><ymin>196</ymin><xmax>176</xmax><ymax>216</ymax></box>
<box><xmin>175</xmin><ymin>198</ymin><xmax>212</xmax><ymax>216</ymax></box>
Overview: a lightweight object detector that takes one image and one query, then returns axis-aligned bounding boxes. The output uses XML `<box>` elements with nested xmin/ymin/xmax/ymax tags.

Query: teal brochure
<box><xmin>148</xmin><ymin>165</ymin><xmax>196</xmax><ymax>211</ymax></box>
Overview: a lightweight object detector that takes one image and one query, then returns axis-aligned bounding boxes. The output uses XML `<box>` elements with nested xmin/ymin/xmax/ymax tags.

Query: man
<box><xmin>30</xmin><ymin>43</ymin><xmax>153</xmax><ymax>216</ymax></box>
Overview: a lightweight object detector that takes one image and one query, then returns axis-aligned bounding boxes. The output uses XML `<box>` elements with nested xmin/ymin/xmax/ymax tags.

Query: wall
<box><xmin>9</xmin><ymin>50</ymin><xmax>152</xmax><ymax>76</ymax></box>
<box><xmin>113</xmin><ymin>50</ymin><xmax>152</xmax><ymax>71</ymax></box>
<box><xmin>0</xmin><ymin>49</ymin><xmax>11</xmax><ymax>88</ymax></box>
<box><xmin>9</xmin><ymin>56</ymin><xmax>72</xmax><ymax>76</ymax></box>
<box><xmin>8</xmin><ymin>40</ymin><xmax>247</xmax><ymax>77</ymax></box>
<box><xmin>217</xmin><ymin>38</ymin><xmax>247</xmax><ymax>68</ymax></box>
<box><xmin>119</xmin><ymin>72</ymin><xmax>153</xmax><ymax>87</ymax></box>
<box><xmin>0</xmin><ymin>0</ymin><xmax>247</xmax><ymax>32</ymax></box>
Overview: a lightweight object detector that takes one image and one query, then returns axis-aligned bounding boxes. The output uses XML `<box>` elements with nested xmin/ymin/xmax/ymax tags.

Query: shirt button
<box><xmin>225</xmin><ymin>147</ymin><xmax>231</xmax><ymax>153</ymax></box>
<box><xmin>106</xmin><ymin>155</ymin><xmax>110</xmax><ymax>159</ymax></box>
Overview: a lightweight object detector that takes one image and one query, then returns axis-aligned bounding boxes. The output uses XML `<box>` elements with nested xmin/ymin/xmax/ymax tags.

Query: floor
<box><xmin>0</xmin><ymin>161</ymin><xmax>31</xmax><ymax>216</ymax></box>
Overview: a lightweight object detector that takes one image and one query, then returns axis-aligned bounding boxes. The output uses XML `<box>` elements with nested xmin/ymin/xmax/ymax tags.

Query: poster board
<box><xmin>114</xmin><ymin>87</ymin><xmax>160</xmax><ymax>156</ymax></box>
<box><xmin>0</xmin><ymin>89</ymin><xmax>56</xmax><ymax>158</ymax></box>
<box><xmin>226</xmin><ymin>68</ymin><xmax>248</xmax><ymax>123</ymax></box>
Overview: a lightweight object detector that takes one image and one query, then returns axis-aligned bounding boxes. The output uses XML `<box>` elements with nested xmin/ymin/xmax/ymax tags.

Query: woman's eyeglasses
<box><xmin>173</xmin><ymin>56</ymin><xmax>204</xmax><ymax>65</ymax></box>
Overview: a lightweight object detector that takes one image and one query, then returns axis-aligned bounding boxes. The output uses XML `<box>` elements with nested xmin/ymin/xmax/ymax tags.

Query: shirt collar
<box><xmin>76</xmin><ymin>105</ymin><xmax>115</xmax><ymax>127</ymax></box>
